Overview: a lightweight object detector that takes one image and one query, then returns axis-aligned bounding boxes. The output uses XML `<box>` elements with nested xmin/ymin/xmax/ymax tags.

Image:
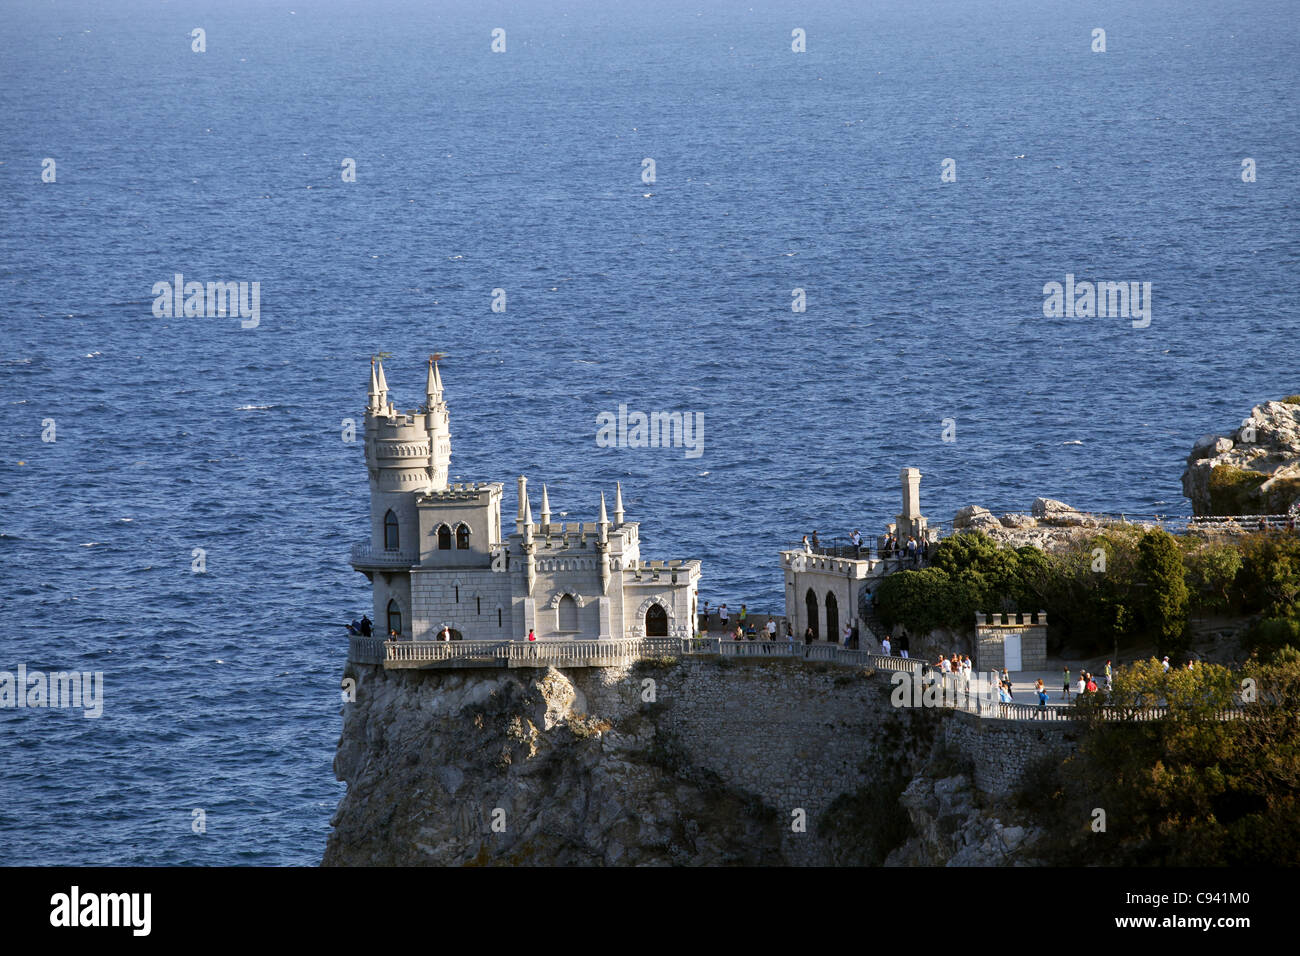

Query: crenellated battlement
<box><xmin>975</xmin><ymin>611</ymin><xmax>1048</xmax><ymax>627</ymax></box>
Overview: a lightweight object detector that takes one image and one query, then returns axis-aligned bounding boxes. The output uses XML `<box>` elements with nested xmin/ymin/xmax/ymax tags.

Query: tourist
<box><xmin>850</xmin><ymin>528</ymin><xmax>862</xmax><ymax>555</ymax></box>
<box><xmin>439</xmin><ymin>625</ymin><xmax>452</xmax><ymax>642</ymax></box>
<box><xmin>1161</xmin><ymin>656</ymin><xmax>1170</xmax><ymax>673</ymax></box>
<box><xmin>801</xmin><ymin>535</ymin><xmax>812</xmax><ymax>553</ymax></box>
<box><xmin>804</xmin><ymin>625</ymin><xmax>814</xmax><ymax>645</ymax></box>
<box><xmin>1062</xmin><ymin>667</ymin><xmax>1071</xmax><ymax>702</ymax></box>
<box><xmin>733</xmin><ymin>626</ymin><xmax>743</xmax><ymax>641</ymax></box>
<box><xmin>881</xmin><ymin>636</ymin><xmax>892</xmax><ymax>656</ymax></box>
<box><xmin>766</xmin><ymin>618</ymin><xmax>778</xmax><ymax>640</ymax></box>
<box><xmin>1035</xmin><ymin>679</ymin><xmax>1048</xmax><ymax>717</ymax></box>
<box><xmin>1075</xmin><ymin>674</ymin><xmax>1087</xmax><ymax>696</ymax></box>
<box><xmin>811</xmin><ymin>530</ymin><xmax>821</xmax><ymax>549</ymax></box>
<box><xmin>850</xmin><ymin>620</ymin><xmax>860</xmax><ymax>648</ymax></box>
<box><xmin>739</xmin><ymin>604</ymin><xmax>748</xmax><ymax>625</ymax></box>
<box><xmin>746</xmin><ymin>623</ymin><xmax>757</xmax><ymax>641</ymax></box>
<box><xmin>1000</xmin><ymin>666</ymin><xmax>1013</xmax><ymax>699</ymax></box>
<box><xmin>359</xmin><ymin>615</ymin><xmax>372</xmax><ymax>637</ymax></box>
<box><xmin>1104</xmin><ymin>660</ymin><xmax>1113</xmax><ymax>691</ymax></box>
<box><xmin>527</xmin><ymin>628</ymin><xmax>537</xmax><ymax>642</ymax></box>
<box><xmin>388</xmin><ymin>628</ymin><xmax>399</xmax><ymax>639</ymax></box>
<box><xmin>719</xmin><ymin>604</ymin><xmax>729</xmax><ymax>627</ymax></box>
<box><xmin>906</xmin><ymin>536</ymin><xmax>918</xmax><ymax>567</ymax></box>
<box><xmin>841</xmin><ymin>623</ymin><xmax>852</xmax><ymax>647</ymax></box>
<box><xmin>898</xmin><ymin>632</ymin><xmax>910</xmax><ymax>658</ymax></box>
<box><xmin>785</xmin><ymin>622</ymin><xmax>795</xmax><ymax>642</ymax></box>
<box><xmin>346</xmin><ymin>619</ymin><xmax>361</xmax><ymax>636</ymax></box>
<box><xmin>1086</xmin><ymin>674</ymin><xmax>1098</xmax><ymax>693</ymax></box>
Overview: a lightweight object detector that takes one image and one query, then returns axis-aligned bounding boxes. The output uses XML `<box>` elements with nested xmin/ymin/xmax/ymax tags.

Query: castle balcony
<box><xmin>350</xmin><ymin>542</ymin><xmax>418</xmax><ymax>569</ymax></box>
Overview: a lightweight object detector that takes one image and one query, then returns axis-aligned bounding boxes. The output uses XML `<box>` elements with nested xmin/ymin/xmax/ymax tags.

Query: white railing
<box><xmin>348</xmin><ymin>637</ymin><xmax>387</xmax><ymax>663</ymax></box>
<box><xmin>344</xmin><ymin>635</ymin><xmax>1236</xmax><ymax>724</ymax></box>
<box><xmin>349</xmin><ymin>543</ymin><xmax>419</xmax><ymax>567</ymax></box>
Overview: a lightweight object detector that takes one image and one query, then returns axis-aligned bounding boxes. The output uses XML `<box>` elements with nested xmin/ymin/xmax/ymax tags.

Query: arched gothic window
<box><xmin>383</xmin><ymin>510</ymin><xmax>399</xmax><ymax>551</ymax></box>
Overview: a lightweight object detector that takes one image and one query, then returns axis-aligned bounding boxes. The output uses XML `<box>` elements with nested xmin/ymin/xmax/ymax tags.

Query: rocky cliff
<box><xmin>324</xmin><ymin>657</ymin><xmax>1044</xmax><ymax>866</ymax></box>
<box><xmin>1181</xmin><ymin>397</ymin><xmax>1300</xmax><ymax>516</ymax></box>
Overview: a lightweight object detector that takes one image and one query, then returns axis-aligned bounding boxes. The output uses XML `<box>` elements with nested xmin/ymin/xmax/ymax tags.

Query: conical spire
<box><xmin>368</xmin><ymin>358</ymin><xmax>380</xmax><ymax>413</ymax></box>
<box><xmin>375</xmin><ymin>359</ymin><xmax>390</xmax><ymax>413</ymax></box>
<box><xmin>433</xmin><ymin>358</ymin><xmax>443</xmax><ymax>394</ymax></box>
<box><xmin>598</xmin><ymin>491</ymin><xmax>609</xmax><ymax>525</ymax></box>
<box><xmin>431</xmin><ymin>358</ymin><xmax>447</xmax><ymax>403</ymax></box>
<box><xmin>540</xmin><ymin>484</ymin><xmax>551</xmax><ymax>530</ymax></box>
<box><xmin>614</xmin><ymin>482</ymin><xmax>625</xmax><ymax>523</ymax></box>
<box><xmin>523</xmin><ymin>491</ymin><xmax>534</xmax><ymax>541</ymax></box>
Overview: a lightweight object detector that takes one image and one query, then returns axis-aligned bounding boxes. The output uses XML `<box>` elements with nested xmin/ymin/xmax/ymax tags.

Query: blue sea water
<box><xmin>0</xmin><ymin>0</ymin><xmax>1296</xmax><ymax>865</ymax></box>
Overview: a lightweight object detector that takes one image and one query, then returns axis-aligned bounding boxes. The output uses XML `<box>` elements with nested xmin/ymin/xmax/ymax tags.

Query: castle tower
<box><xmin>352</xmin><ymin>357</ymin><xmax>454</xmax><ymax>636</ymax></box>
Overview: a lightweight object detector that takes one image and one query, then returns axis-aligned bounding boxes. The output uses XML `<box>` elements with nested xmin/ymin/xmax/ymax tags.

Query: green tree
<box><xmin>1136</xmin><ymin>529</ymin><xmax>1190</xmax><ymax>655</ymax></box>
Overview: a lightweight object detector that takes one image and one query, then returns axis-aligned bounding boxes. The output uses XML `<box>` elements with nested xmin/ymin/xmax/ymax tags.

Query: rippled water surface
<box><xmin>1</xmin><ymin>0</ymin><xmax>1296</xmax><ymax>864</ymax></box>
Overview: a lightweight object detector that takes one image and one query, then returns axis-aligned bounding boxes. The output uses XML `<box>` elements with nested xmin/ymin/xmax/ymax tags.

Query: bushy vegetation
<box><xmin>1020</xmin><ymin>657</ymin><xmax>1300</xmax><ymax>865</ymax></box>
<box><xmin>876</xmin><ymin>529</ymin><xmax>1300</xmax><ymax>658</ymax></box>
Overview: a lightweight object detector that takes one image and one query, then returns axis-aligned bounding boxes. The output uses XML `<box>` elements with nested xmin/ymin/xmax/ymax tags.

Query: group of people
<box><xmin>345</xmin><ymin>615</ymin><xmax>373</xmax><ymax>637</ymax></box>
<box><xmin>880</xmin><ymin>533</ymin><xmax>925</xmax><ymax>567</ymax></box>
<box><xmin>1060</xmin><ymin>662</ymin><xmax>1112</xmax><ymax>700</ymax></box>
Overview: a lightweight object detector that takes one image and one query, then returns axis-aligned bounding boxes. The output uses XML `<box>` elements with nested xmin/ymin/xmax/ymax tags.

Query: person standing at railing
<box><xmin>739</xmin><ymin>604</ymin><xmax>748</xmax><ymax>627</ymax></box>
<box><xmin>881</xmin><ymin>635</ymin><xmax>891</xmax><ymax>656</ymax></box>
<box><xmin>359</xmin><ymin>615</ymin><xmax>372</xmax><ymax>637</ymax></box>
<box><xmin>1062</xmin><ymin>666</ymin><xmax>1071</xmax><ymax>702</ymax></box>
<box><xmin>1104</xmin><ymin>660</ymin><xmax>1113</xmax><ymax>691</ymax></box>
<box><xmin>801</xmin><ymin>535</ymin><xmax>812</xmax><ymax>553</ymax></box>
<box><xmin>785</xmin><ymin>622</ymin><xmax>795</xmax><ymax>644</ymax></box>
<box><xmin>439</xmin><ymin>625</ymin><xmax>452</xmax><ymax>642</ymax></box>
<box><xmin>811</xmin><ymin>530</ymin><xmax>821</xmax><ymax>550</ymax></box>
<box><xmin>766</xmin><ymin>618</ymin><xmax>778</xmax><ymax>641</ymax></box>
<box><xmin>850</xmin><ymin>528</ymin><xmax>862</xmax><ymax>556</ymax></box>
<box><xmin>1035</xmin><ymin>679</ymin><xmax>1048</xmax><ymax>718</ymax></box>
<box><xmin>719</xmin><ymin>604</ymin><xmax>730</xmax><ymax>628</ymax></box>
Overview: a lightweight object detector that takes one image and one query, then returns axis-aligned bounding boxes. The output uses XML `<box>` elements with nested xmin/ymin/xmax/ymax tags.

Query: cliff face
<box><xmin>1182</xmin><ymin>398</ymin><xmax>1300</xmax><ymax>516</ymax></box>
<box><xmin>324</xmin><ymin>658</ymin><xmax>953</xmax><ymax>866</ymax></box>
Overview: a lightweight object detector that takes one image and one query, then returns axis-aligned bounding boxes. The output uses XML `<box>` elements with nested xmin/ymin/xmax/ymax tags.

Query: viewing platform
<box><xmin>348</xmin><ymin>634</ymin><xmax>927</xmax><ymax>674</ymax></box>
<box><xmin>350</xmin><ymin>543</ymin><xmax>418</xmax><ymax>569</ymax></box>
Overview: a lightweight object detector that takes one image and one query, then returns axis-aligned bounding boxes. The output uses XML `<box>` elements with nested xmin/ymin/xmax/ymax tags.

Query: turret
<box><xmin>614</xmin><ymin>482</ymin><xmax>625</xmax><ymax>524</ymax></box>
<box><xmin>516</xmin><ymin>475</ymin><xmax>528</xmax><ymax>534</ymax></box>
<box><xmin>368</xmin><ymin>359</ymin><xmax>381</xmax><ymax>415</ymax></box>
<box><xmin>540</xmin><ymin>484</ymin><xmax>551</xmax><ymax>533</ymax></box>
<box><xmin>522</xmin><ymin>490</ymin><xmax>536</xmax><ymax>594</ymax></box>
<box><xmin>597</xmin><ymin>491</ymin><xmax>610</xmax><ymax>593</ymax></box>
<box><xmin>376</xmin><ymin>359</ymin><xmax>391</xmax><ymax>416</ymax></box>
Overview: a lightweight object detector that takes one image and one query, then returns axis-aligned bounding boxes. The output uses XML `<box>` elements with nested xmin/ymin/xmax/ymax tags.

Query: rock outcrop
<box><xmin>324</xmin><ymin>658</ymin><xmax>959</xmax><ymax>866</ymax></box>
<box><xmin>1181</xmin><ymin>398</ymin><xmax>1300</xmax><ymax>516</ymax></box>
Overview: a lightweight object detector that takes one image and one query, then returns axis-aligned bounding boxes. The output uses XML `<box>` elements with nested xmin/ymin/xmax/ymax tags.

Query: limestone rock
<box><xmin>999</xmin><ymin>513</ymin><xmax>1037</xmax><ymax>529</ymax></box>
<box><xmin>1182</xmin><ymin>399</ymin><xmax>1300</xmax><ymax>515</ymax></box>
<box><xmin>954</xmin><ymin>505</ymin><xmax>993</xmax><ymax>529</ymax></box>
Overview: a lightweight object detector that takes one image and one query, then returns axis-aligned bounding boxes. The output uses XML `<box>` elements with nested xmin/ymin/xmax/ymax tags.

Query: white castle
<box><xmin>350</xmin><ymin>358</ymin><xmax>702</xmax><ymax>643</ymax></box>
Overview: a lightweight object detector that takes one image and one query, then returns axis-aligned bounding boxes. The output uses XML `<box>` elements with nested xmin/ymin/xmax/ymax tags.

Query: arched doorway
<box><xmin>805</xmin><ymin>589</ymin><xmax>819</xmax><ymax>640</ymax></box>
<box><xmin>825</xmin><ymin>591</ymin><xmax>839</xmax><ymax>644</ymax></box>
<box><xmin>386</xmin><ymin>599</ymin><xmax>402</xmax><ymax>637</ymax></box>
<box><xmin>558</xmin><ymin>595</ymin><xmax>579</xmax><ymax>632</ymax></box>
<box><xmin>645</xmin><ymin>603</ymin><xmax>668</xmax><ymax>637</ymax></box>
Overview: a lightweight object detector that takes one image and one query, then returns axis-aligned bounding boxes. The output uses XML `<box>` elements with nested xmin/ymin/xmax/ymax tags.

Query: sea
<box><xmin>1</xmin><ymin>0</ymin><xmax>1296</xmax><ymax>865</ymax></box>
